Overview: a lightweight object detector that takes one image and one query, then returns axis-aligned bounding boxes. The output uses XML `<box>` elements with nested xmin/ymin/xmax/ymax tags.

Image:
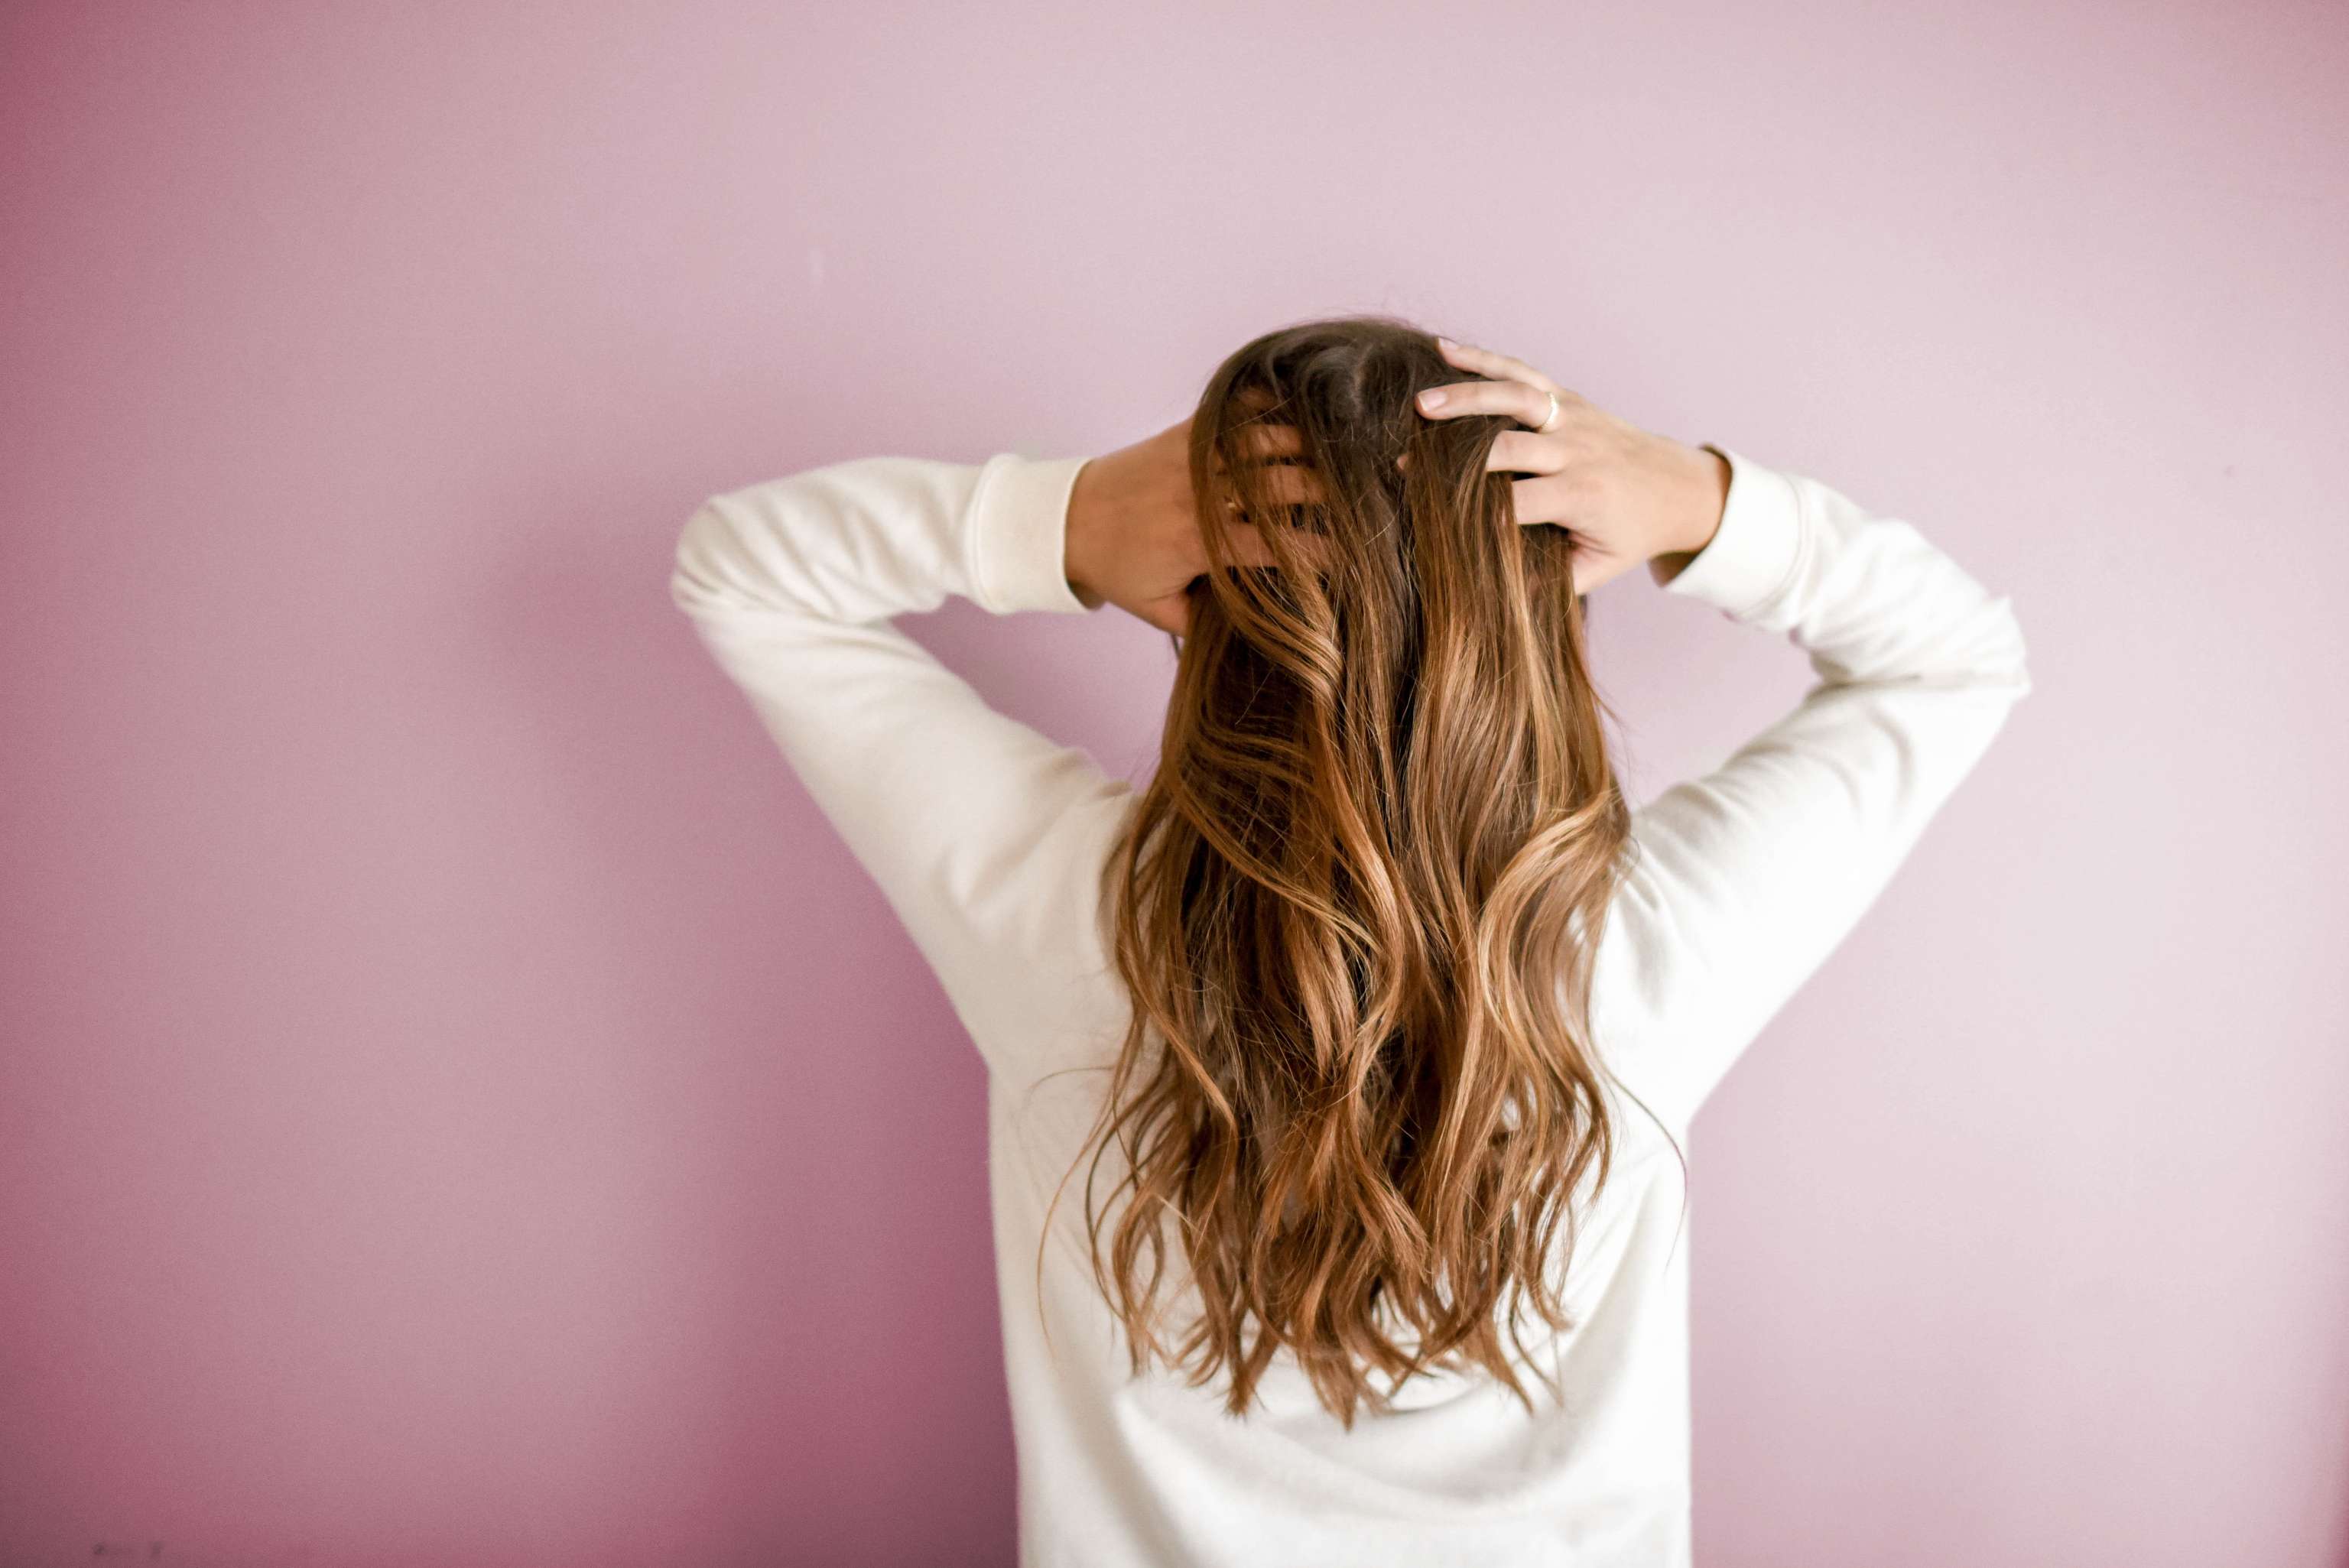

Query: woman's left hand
<box><xmin>1412</xmin><ymin>337</ymin><xmax>1728</xmax><ymax>596</ymax></box>
<box><xmin>1066</xmin><ymin>417</ymin><xmax>1324</xmax><ymax>636</ymax></box>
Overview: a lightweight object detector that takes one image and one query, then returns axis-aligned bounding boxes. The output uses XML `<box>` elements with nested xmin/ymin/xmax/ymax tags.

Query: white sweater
<box><xmin>669</xmin><ymin>443</ymin><xmax>2031</xmax><ymax>1566</ymax></box>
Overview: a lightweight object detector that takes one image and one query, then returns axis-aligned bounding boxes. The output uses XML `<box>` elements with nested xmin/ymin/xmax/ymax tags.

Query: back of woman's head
<box><xmin>1046</xmin><ymin>313</ymin><xmax>1641</xmax><ymax>1428</ymax></box>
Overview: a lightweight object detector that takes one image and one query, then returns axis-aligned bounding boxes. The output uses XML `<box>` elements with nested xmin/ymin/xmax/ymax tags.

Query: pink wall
<box><xmin>4</xmin><ymin>2</ymin><xmax>2343</xmax><ymax>1563</ymax></box>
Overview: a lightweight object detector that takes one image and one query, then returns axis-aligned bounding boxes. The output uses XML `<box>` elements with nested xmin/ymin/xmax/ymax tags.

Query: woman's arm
<box><xmin>1596</xmin><ymin>446</ymin><xmax>2034</xmax><ymax>1132</ymax></box>
<box><xmin>668</xmin><ymin>453</ymin><xmax>1137</xmax><ymax>1083</ymax></box>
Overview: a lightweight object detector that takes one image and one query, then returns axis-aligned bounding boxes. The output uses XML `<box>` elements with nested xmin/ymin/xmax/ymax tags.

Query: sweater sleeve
<box><xmin>1590</xmin><ymin>445</ymin><xmax>2033</xmax><ymax>1135</ymax></box>
<box><xmin>668</xmin><ymin>453</ymin><xmax>1137</xmax><ymax>1084</ymax></box>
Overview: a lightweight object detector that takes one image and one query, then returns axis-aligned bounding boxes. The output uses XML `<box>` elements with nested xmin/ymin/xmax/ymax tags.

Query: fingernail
<box><xmin>1418</xmin><ymin>388</ymin><xmax>1447</xmax><ymax>409</ymax></box>
<box><xmin>1436</xmin><ymin>336</ymin><xmax>1457</xmax><ymax>349</ymax></box>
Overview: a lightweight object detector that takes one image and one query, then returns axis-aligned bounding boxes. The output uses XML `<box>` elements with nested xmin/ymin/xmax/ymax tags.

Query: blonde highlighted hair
<box><xmin>1041</xmin><ymin>315</ymin><xmax>1670</xmax><ymax>1427</ymax></box>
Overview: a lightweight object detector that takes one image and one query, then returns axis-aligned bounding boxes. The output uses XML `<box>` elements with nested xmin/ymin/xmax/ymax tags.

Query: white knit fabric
<box><xmin>670</xmin><ymin>443</ymin><xmax>2032</xmax><ymax>1566</ymax></box>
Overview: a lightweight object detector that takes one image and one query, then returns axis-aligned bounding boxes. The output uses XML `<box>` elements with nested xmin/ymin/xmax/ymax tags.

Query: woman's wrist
<box><xmin>1671</xmin><ymin>441</ymin><xmax>1730</xmax><ymax>559</ymax></box>
<box><xmin>1063</xmin><ymin>456</ymin><xmax>1112</xmax><ymax>609</ymax></box>
<box><xmin>1645</xmin><ymin>440</ymin><xmax>1730</xmax><ymax>587</ymax></box>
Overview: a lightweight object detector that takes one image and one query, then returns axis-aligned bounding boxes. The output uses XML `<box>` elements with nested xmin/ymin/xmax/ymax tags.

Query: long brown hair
<box><xmin>1041</xmin><ymin>315</ymin><xmax>1655</xmax><ymax>1428</ymax></box>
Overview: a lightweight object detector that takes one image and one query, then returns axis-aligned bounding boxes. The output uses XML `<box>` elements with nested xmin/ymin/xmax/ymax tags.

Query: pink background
<box><xmin>4</xmin><ymin>2</ymin><xmax>2344</xmax><ymax>1564</ymax></box>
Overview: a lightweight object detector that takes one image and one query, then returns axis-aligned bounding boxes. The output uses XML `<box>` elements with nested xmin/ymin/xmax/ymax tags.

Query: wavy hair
<box><xmin>1039</xmin><ymin>314</ymin><xmax>1665</xmax><ymax>1429</ymax></box>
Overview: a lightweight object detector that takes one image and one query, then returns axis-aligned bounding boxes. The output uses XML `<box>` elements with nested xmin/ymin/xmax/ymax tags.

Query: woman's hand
<box><xmin>1412</xmin><ymin>338</ymin><xmax>1730</xmax><ymax>596</ymax></box>
<box><xmin>1065</xmin><ymin>417</ymin><xmax>1322</xmax><ymax>636</ymax></box>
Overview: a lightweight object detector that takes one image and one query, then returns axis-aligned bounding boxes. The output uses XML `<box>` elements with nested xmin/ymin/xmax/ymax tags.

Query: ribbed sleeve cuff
<box><xmin>1659</xmin><ymin>444</ymin><xmax>1805</xmax><ymax>621</ymax></box>
<box><xmin>968</xmin><ymin>453</ymin><xmax>1094</xmax><ymax>616</ymax></box>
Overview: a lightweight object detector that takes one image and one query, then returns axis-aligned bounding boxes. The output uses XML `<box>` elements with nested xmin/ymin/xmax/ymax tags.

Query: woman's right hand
<box><xmin>1411</xmin><ymin>337</ymin><xmax>1730</xmax><ymax>596</ymax></box>
<box><xmin>1067</xmin><ymin>417</ymin><xmax>1324</xmax><ymax>637</ymax></box>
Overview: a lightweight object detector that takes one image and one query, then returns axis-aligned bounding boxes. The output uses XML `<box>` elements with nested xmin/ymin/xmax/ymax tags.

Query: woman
<box><xmin>669</xmin><ymin>317</ymin><xmax>2031</xmax><ymax>1566</ymax></box>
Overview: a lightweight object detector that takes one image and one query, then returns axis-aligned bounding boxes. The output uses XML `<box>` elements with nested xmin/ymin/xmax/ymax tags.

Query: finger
<box><xmin>1218</xmin><ymin>518</ymin><xmax>1334</xmax><ymax>570</ymax></box>
<box><xmin>1220</xmin><ymin>423</ymin><xmax>1304</xmax><ymax>462</ymax></box>
<box><xmin>1233</xmin><ymin>462</ymin><xmax>1327</xmax><ymax>508</ymax></box>
<box><xmin>1217</xmin><ymin>430</ymin><xmax>1325</xmax><ymax>504</ymax></box>
<box><xmin>1481</xmin><ymin>469</ymin><xmax>1603</xmax><ymax>590</ymax></box>
<box><xmin>1435</xmin><ymin>338</ymin><xmax>1561</xmax><ymax>394</ymax></box>
<box><xmin>1397</xmin><ymin>431</ymin><xmax>1573</xmax><ymax>485</ymax></box>
<box><xmin>1222</xmin><ymin>521</ymin><xmax>1278</xmax><ymax>569</ymax></box>
<box><xmin>1505</xmin><ymin>472</ymin><xmax>1584</xmax><ymax>528</ymax></box>
<box><xmin>1213</xmin><ymin>457</ymin><xmax>1327</xmax><ymax>513</ymax></box>
<box><xmin>1415</xmin><ymin>378</ymin><xmax>1559</xmax><ymax>430</ymax></box>
<box><xmin>1484</xmin><ymin>429</ymin><xmax>1570</xmax><ymax>476</ymax></box>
